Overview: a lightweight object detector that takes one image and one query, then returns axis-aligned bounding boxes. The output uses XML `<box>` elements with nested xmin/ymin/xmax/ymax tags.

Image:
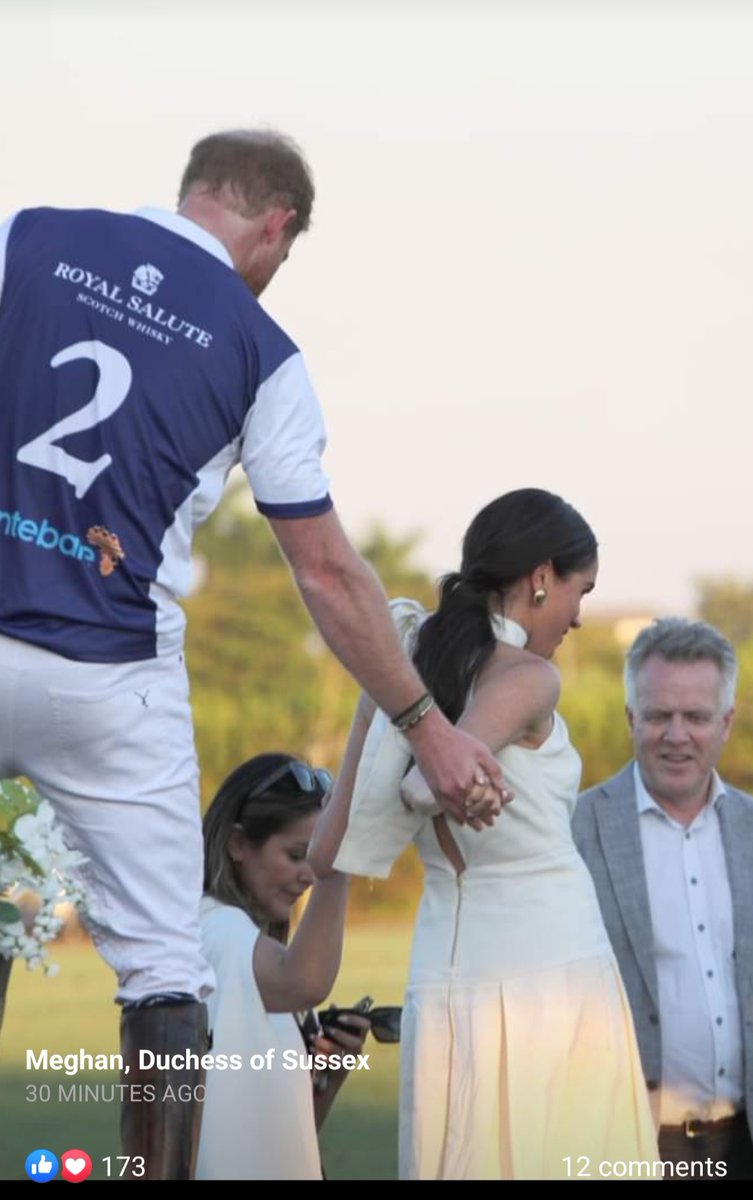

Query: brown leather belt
<box><xmin>662</xmin><ymin>1111</ymin><xmax>746</xmax><ymax>1139</ymax></box>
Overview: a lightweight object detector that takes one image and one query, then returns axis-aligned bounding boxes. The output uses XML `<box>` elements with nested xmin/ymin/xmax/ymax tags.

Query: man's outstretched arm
<box><xmin>269</xmin><ymin>509</ymin><xmax>504</xmax><ymax>821</ymax></box>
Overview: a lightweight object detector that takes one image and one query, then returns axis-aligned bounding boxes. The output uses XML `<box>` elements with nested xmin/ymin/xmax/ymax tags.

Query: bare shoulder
<box><xmin>465</xmin><ymin>648</ymin><xmax>561</xmax><ymax>746</ymax></box>
<box><xmin>478</xmin><ymin>646</ymin><xmax>560</xmax><ymax>708</ymax></box>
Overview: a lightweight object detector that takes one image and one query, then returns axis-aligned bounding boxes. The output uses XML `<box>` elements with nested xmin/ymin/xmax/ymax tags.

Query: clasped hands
<box><xmin>400</xmin><ymin>763</ymin><xmax>513</xmax><ymax>830</ymax></box>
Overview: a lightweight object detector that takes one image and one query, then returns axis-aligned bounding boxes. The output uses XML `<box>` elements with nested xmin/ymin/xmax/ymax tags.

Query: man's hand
<box><xmin>269</xmin><ymin>510</ymin><xmax>511</xmax><ymax>823</ymax></box>
<box><xmin>401</xmin><ymin>758</ymin><xmax>513</xmax><ymax>830</ymax></box>
<box><xmin>404</xmin><ymin>707</ymin><xmax>511</xmax><ymax>824</ymax></box>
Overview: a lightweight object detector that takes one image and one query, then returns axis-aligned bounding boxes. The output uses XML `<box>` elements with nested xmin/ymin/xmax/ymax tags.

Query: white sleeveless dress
<box><xmin>398</xmin><ymin>617</ymin><xmax>658</xmax><ymax>1179</ymax></box>
<box><xmin>196</xmin><ymin>897</ymin><xmax>322</xmax><ymax>1180</ymax></box>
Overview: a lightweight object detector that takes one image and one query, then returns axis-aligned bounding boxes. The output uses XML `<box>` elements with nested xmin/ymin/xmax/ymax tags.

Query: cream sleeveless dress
<box><xmin>335</xmin><ymin>603</ymin><xmax>658</xmax><ymax>1180</ymax></box>
<box><xmin>196</xmin><ymin>897</ymin><xmax>322</xmax><ymax>1180</ymax></box>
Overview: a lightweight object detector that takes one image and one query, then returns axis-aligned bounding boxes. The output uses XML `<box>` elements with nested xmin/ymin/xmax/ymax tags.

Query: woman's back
<box><xmin>410</xmin><ymin>711</ymin><xmax>614</xmax><ymax>984</ymax></box>
<box><xmin>401</xmin><ymin>684</ymin><xmax>656</xmax><ymax>1181</ymax></box>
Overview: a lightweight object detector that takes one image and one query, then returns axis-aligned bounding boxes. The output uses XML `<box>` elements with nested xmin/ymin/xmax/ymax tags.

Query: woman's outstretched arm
<box><xmin>253</xmin><ymin>873</ymin><xmax>349</xmax><ymax>1014</ymax></box>
<box><xmin>307</xmin><ymin>691</ymin><xmax>375</xmax><ymax>878</ymax></box>
<box><xmin>253</xmin><ymin>693</ymin><xmax>375</xmax><ymax>1013</ymax></box>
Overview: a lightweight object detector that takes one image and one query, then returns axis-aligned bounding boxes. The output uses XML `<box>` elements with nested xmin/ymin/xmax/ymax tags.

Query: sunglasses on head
<box><xmin>245</xmin><ymin>760</ymin><xmax>333</xmax><ymax>803</ymax></box>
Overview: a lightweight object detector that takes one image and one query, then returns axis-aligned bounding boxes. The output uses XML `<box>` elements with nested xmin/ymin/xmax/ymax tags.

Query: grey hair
<box><xmin>624</xmin><ymin>617</ymin><xmax>738</xmax><ymax>711</ymax></box>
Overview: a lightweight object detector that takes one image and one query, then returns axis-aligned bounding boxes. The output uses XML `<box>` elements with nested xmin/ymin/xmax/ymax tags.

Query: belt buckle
<box><xmin>683</xmin><ymin>1118</ymin><xmax>704</xmax><ymax>1139</ymax></box>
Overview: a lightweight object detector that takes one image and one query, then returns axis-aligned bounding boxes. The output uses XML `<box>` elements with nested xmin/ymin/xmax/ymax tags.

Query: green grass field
<box><xmin>0</xmin><ymin>923</ymin><xmax>413</xmax><ymax>1181</ymax></box>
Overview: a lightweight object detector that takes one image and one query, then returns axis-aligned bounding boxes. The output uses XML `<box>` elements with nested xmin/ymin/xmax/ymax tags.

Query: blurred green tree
<box><xmin>696</xmin><ymin>577</ymin><xmax>753</xmax><ymax>645</ymax></box>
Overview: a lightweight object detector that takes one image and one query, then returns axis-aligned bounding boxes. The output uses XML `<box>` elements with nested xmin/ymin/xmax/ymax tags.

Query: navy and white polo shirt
<box><xmin>0</xmin><ymin>206</ymin><xmax>332</xmax><ymax>662</ymax></box>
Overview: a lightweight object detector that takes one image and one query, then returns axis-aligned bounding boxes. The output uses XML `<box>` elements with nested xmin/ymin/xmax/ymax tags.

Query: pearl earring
<box><xmin>533</xmin><ymin>588</ymin><xmax>547</xmax><ymax>606</ymax></box>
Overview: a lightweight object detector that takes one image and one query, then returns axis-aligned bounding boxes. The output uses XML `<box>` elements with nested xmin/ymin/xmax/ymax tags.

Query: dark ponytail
<box><xmin>412</xmin><ymin>571</ymin><xmax>496</xmax><ymax>724</ymax></box>
<box><xmin>413</xmin><ymin>489</ymin><xmax>597</xmax><ymax>722</ymax></box>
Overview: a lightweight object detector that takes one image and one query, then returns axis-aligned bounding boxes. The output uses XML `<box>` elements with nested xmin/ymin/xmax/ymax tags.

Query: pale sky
<box><xmin>3</xmin><ymin>0</ymin><xmax>752</xmax><ymax>613</ymax></box>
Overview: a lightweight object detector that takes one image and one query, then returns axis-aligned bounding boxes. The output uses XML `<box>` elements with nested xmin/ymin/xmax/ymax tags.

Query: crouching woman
<box><xmin>196</xmin><ymin>752</ymin><xmax>365</xmax><ymax>1180</ymax></box>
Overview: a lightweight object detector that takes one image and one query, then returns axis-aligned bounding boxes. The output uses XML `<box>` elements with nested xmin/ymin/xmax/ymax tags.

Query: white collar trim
<box><xmin>634</xmin><ymin>761</ymin><xmax>726</xmax><ymax>820</ymax></box>
<box><xmin>489</xmin><ymin>613</ymin><xmax>529</xmax><ymax>648</ymax></box>
<box><xmin>133</xmin><ymin>207</ymin><xmax>234</xmax><ymax>269</ymax></box>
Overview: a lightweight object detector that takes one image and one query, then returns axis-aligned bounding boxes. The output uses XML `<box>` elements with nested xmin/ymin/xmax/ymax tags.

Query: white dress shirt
<box><xmin>635</xmin><ymin>764</ymin><xmax>744</xmax><ymax>1125</ymax></box>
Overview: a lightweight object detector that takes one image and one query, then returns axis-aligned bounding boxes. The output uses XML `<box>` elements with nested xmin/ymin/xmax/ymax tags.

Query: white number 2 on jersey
<box><xmin>16</xmin><ymin>339</ymin><xmax>132</xmax><ymax>500</ymax></box>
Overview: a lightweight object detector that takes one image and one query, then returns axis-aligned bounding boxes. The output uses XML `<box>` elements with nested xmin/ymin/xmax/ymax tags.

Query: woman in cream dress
<box><xmin>311</xmin><ymin>489</ymin><xmax>658</xmax><ymax>1180</ymax></box>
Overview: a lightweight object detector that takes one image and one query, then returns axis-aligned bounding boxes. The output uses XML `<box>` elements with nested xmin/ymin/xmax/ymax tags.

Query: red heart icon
<box><xmin>61</xmin><ymin>1149</ymin><xmax>92</xmax><ymax>1182</ymax></box>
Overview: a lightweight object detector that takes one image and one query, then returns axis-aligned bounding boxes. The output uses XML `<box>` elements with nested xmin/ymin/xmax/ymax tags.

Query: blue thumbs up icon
<box><xmin>25</xmin><ymin>1149</ymin><xmax>59</xmax><ymax>1181</ymax></box>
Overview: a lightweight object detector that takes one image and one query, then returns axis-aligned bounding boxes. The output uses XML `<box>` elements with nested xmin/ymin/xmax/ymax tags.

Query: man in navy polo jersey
<box><xmin>0</xmin><ymin>130</ymin><xmax>502</xmax><ymax>1177</ymax></box>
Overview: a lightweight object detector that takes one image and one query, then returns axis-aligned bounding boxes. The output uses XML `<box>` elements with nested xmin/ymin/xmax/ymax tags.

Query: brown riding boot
<box><xmin>119</xmin><ymin>999</ymin><xmax>209</xmax><ymax>1180</ymax></box>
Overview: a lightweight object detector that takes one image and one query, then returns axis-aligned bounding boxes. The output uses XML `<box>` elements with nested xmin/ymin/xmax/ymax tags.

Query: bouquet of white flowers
<box><xmin>0</xmin><ymin>777</ymin><xmax>87</xmax><ymax>975</ymax></box>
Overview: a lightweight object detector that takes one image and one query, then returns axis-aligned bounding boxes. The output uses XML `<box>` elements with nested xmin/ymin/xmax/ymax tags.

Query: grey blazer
<box><xmin>573</xmin><ymin>763</ymin><xmax>753</xmax><ymax>1131</ymax></box>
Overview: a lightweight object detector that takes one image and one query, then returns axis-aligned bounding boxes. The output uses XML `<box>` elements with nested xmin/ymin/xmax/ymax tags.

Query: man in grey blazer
<box><xmin>574</xmin><ymin>617</ymin><xmax>753</xmax><ymax>1180</ymax></box>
